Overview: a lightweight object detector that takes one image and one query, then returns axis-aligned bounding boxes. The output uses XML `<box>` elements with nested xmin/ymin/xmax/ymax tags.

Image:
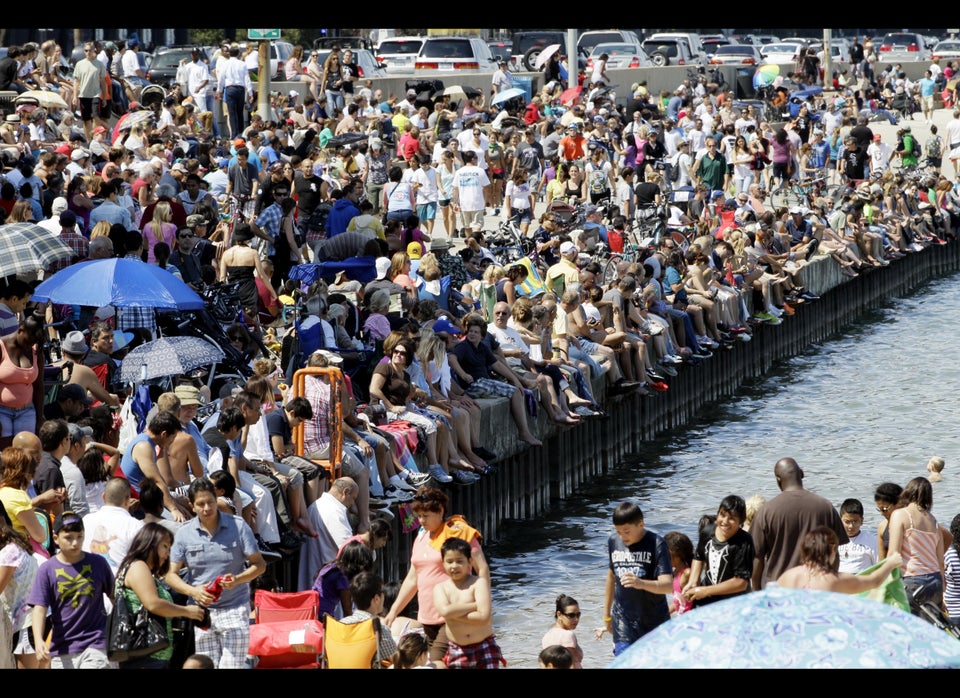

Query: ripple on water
<box><xmin>490</xmin><ymin>275</ymin><xmax>960</xmax><ymax>668</ymax></box>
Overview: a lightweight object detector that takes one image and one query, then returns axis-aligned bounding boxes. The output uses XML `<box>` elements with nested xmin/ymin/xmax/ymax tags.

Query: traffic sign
<box><xmin>247</xmin><ymin>29</ymin><xmax>281</xmax><ymax>41</ymax></box>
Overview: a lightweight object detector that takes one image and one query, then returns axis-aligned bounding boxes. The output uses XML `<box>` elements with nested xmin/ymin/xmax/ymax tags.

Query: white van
<box><xmin>645</xmin><ymin>32</ymin><xmax>707</xmax><ymax>65</ymax></box>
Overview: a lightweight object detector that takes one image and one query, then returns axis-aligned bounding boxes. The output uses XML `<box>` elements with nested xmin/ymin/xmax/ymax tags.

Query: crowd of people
<box><xmin>1</xmin><ymin>32</ymin><xmax>960</xmax><ymax>669</ymax></box>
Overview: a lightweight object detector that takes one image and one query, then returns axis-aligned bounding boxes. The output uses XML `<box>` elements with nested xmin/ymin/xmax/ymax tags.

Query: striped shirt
<box><xmin>945</xmin><ymin>546</ymin><xmax>960</xmax><ymax>621</ymax></box>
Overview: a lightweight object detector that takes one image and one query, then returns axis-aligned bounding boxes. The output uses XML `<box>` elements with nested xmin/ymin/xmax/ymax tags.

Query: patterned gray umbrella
<box><xmin>119</xmin><ymin>336</ymin><xmax>225</xmax><ymax>383</ymax></box>
<box><xmin>0</xmin><ymin>223</ymin><xmax>73</xmax><ymax>277</ymax></box>
<box><xmin>0</xmin><ymin>222</ymin><xmax>74</xmax><ymax>270</ymax></box>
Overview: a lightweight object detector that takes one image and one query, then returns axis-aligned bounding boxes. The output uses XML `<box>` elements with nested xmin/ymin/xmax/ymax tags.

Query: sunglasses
<box><xmin>179</xmin><ymin>233</ymin><xmax>195</xmax><ymax>239</ymax></box>
<box><xmin>561</xmin><ymin>611</ymin><xmax>581</xmax><ymax>619</ymax></box>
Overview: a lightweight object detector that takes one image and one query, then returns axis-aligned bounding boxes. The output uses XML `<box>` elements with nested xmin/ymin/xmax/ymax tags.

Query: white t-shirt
<box><xmin>81</xmin><ymin>505</ymin><xmax>145</xmax><ymax>573</ymax></box>
<box><xmin>412</xmin><ymin>165</ymin><xmax>439</xmax><ymax>204</ymax></box>
<box><xmin>838</xmin><ymin>528</ymin><xmax>878</xmax><ymax>575</ymax></box>
<box><xmin>453</xmin><ymin>165</ymin><xmax>490</xmax><ymax>212</ymax></box>
<box><xmin>121</xmin><ymin>50</ymin><xmax>141</xmax><ymax>78</ymax></box>
<box><xmin>505</xmin><ymin>180</ymin><xmax>532</xmax><ymax>210</ymax></box>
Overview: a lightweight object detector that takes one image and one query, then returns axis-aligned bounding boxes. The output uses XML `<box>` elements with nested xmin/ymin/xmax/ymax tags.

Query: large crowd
<box><xmin>0</xmin><ymin>32</ymin><xmax>959</xmax><ymax>669</ymax></box>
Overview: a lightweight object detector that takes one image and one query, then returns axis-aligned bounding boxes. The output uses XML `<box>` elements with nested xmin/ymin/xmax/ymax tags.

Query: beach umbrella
<box><xmin>754</xmin><ymin>63</ymin><xmax>781</xmax><ymax>89</ymax></box>
<box><xmin>533</xmin><ymin>43</ymin><xmax>562</xmax><ymax>70</ymax></box>
<box><xmin>16</xmin><ymin>90</ymin><xmax>69</xmax><ymax>110</ymax></box>
<box><xmin>559</xmin><ymin>85</ymin><xmax>582</xmax><ymax>106</ymax></box>
<box><xmin>30</xmin><ymin>258</ymin><xmax>205</xmax><ymax>310</ymax></box>
<box><xmin>111</xmin><ymin>109</ymin><xmax>155</xmax><ymax>144</ymax></box>
<box><xmin>0</xmin><ymin>230</ymin><xmax>68</xmax><ymax>277</ymax></box>
<box><xmin>119</xmin><ymin>336</ymin><xmax>224</xmax><ymax>383</ymax></box>
<box><xmin>609</xmin><ymin>586</ymin><xmax>960</xmax><ymax>669</ymax></box>
<box><xmin>439</xmin><ymin>85</ymin><xmax>482</xmax><ymax>101</ymax></box>
<box><xmin>0</xmin><ymin>222</ymin><xmax>73</xmax><ymax>271</ymax></box>
<box><xmin>491</xmin><ymin>87</ymin><xmax>525</xmax><ymax>106</ymax></box>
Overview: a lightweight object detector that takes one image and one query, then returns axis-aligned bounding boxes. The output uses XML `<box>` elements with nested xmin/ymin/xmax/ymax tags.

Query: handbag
<box><xmin>107</xmin><ymin>564</ymin><xmax>170</xmax><ymax>663</ymax></box>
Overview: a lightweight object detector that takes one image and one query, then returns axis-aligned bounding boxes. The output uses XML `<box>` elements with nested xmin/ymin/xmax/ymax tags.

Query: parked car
<box><xmin>487</xmin><ymin>40</ymin><xmax>513</xmax><ymax>66</ymax></box>
<box><xmin>511</xmin><ymin>30</ymin><xmax>565</xmax><ymax>72</ymax></box>
<box><xmin>878</xmin><ymin>32</ymin><xmax>930</xmax><ymax>62</ymax></box>
<box><xmin>931</xmin><ymin>39</ymin><xmax>960</xmax><ymax>62</ymax></box>
<box><xmin>644</xmin><ymin>32</ymin><xmax>708</xmax><ymax>64</ymax></box>
<box><xmin>145</xmin><ymin>46</ymin><xmax>206</xmax><ymax>90</ymax></box>
<box><xmin>414</xmin><ymin>36</ymin><xmax>497</xmax><ymax>74</ymax></box>
<box><xmin>710</xmin><ymin>44</ymin><xmax>762</xmax><ymax>65</ymax></box>
<box><xmin>587</xmin><ymin>42</ymin><xmax>652</xmax><ymax>71</ymax></box>
<box><xmin>313</xmin><ymin>48</ymin><xmax>386</xmax><ymax>80</ymax></box>
<box><xmin>817</xmin><ymin>43</ymin><xmax>849</xmax><ymax>67</ymax></box>
<box><xmin>702</xmin><ymin>34</ymin><xmax>738</xmax><ymax>61</ymax></box>
<box><xmin>577</xmin><ymin>30</ymin><xmax>643</xmax><ymax>57</ymax></box>
<box><xmin>235</xmin><ymin>41</ymin><xmax>292</xmax><ymax>80</ymax></box>
<box><xmin>640</xmin><ymin>38</ymin><xmax>695</xmax><ymax>67</ymax></box>
<box><xmin>374</xmin><ymin>36</ymin><xmax>424</xmax><ymax>74</ymax></box>
<box><xmin>312</xmin><ymin>36</ymin><xmax>371</xmax><ymax>51</ymax></box>
<box><xmin>741</xmin><ymin>34</ymin><xmax>780</xmax><ymax>47</ymax></box>
<box><xmin>760</xmin><ymin>42</ymin><xmax>803</xmax><ymax>65</ymax></box>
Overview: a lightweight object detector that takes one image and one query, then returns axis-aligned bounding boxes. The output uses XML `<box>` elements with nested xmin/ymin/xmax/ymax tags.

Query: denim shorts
<box><xmin>0</xmin><ymin>403</ymin><xmax>35</xmax><ymax>438</ymax></box>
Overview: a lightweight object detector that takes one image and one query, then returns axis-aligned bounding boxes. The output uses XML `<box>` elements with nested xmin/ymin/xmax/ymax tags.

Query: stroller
<box><xmin>888</xmin><ymin>89</ymin><xmax>920</xmax><ymax>121</ymax></box>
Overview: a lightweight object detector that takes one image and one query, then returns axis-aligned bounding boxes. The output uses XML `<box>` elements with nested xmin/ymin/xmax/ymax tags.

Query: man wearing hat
<box><xmin>72</xmin><ymin>41</ymin><xmax>110</xmax><ymax>142</ymax></box>
<box><xmin>432</xmin><ymin>236</ymin><xmax>469</xmax><ymax>292</ymax></box>
<box><xmin>43</xmin><ymin>383</ymin><xmax>92</xmax><ymax>422</ymax></box>
<box><xmin>546</xmin><ymin>241</ymin><xmax>582</xmax><ymax>294</ymax></box>
<box><xmin>491</xmin><ymin>59</ymin><xmax>514</xmax><ymax>96</ymax></box>
<box><xmin>559</xmin><ymin>123</ymin><xmax>586</xmax><ymax>166</ymax></box>
<box><xmin>56</xmin><ymin>330</ymin><xmax>119</xmax><ymax>407</ymax></box>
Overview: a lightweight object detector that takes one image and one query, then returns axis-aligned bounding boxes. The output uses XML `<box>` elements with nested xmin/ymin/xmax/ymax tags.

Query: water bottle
<box><xmin>196</xmin><ymin>575</ymin><xmax>225</xmax><ymax>630</ymax></box>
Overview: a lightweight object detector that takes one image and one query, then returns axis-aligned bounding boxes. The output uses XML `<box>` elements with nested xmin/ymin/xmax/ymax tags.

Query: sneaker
<box><xmin>737</xmin><ymin>332</ymin><xmax>752</xmax><ymax>342</ymax></box>
<box><xmin>649</xmin><ymin>380</ymin><xmax>669</xmax><ymax>392</ymax></box>
<box><xmin>384</xmin><ymin>485</ymin><xmax>414</xmax><ymax>502</ymax></box>
<box><xmin>404</xmin><ymin>470</ymin><xmax>432</xmax><ymax>487</ymax></box>
<box><xmin>766</xmin><ymin>315</ymin><xmax>782</xmax><ymax>325</ymax></box>
<box><xmin>428</xmin><ymin>463</ymin><xmax>453</xmax><ymax>483</ymax></box>
<box><xmin>754</xmin><ymin>311</ymin><xmax>776</xmax><ymax>322</ymax></box>
<box><xmin>691</xmin><ymin>349</ymin><xmax>713</xmax><ymax>360</ymax></box>
<box><xmin>256</xmin><ymin>536</ymin><xmax>282</xmax><ymax>561</ymax></box>
<box><xmin>368</xmin><ymin>498</ymin><xmax>390</xmax><ymax>510</ymax></box>
<box><xmin>646</xmin><ymin>368</ymin><xmax>666</xmax><ymax>381</ymax></box>
<box><xmin>390</xmin><ymin>474</ymin><xmax>418</xmax><ymax>493</ymax></box>
<box><xmin>452</xmin><ymin>469</ymin><xmax>479</xmax><ymax>484</ymax></box>
<box><xmin>658</xmin><ymin>363</ymin><xmax>678</xmax><ymax>377</ymax></box>
<box><xmin>372</xmin><ymin>508</ymin><xmax>395</xmax><ymax>522</ymax></box>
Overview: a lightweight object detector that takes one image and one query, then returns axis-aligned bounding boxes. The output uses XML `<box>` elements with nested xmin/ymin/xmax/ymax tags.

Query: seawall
<box><xmin>277</xmin><ymin>243</ymin><xmax>960</xmax><ymax>587</ymax></box>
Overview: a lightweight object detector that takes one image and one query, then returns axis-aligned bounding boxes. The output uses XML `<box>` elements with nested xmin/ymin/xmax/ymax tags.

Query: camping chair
<box><xmin>292</xmin><ymin>367</ymin><xmax>345</xmax><ymax>482</ymax></box>
<box><xmin>320</xmin><ymin>615</ymin><xmax>385</xmax><ymax>669</ymax></box>
<box><xmin>514</xmin><ymin>256</ymin><xmax>547</xmax><ymax>299</ymax></box>
<box><xmin>249</xmin><ymin>590</ymin><xmax>323</xmax><ymax>669</ymax></box>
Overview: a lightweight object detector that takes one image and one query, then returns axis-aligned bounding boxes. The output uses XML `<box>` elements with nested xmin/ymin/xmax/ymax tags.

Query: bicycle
<box><xmin>769</xmin><ymin>175</ymin><xmax>828</xmax><ymax>209</ymax></box>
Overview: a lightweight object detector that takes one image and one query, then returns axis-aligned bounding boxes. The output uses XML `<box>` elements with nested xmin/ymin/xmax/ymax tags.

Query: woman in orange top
<box><xmin>0</xmin><ymin>313</ymin><xmax>45</xmax><ymax>448</ymax></box>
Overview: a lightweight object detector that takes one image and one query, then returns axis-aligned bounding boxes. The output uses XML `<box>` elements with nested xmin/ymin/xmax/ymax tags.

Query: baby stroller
<box><xmin>889</xmin><ymin>89</ymin><xmax>920</xmax><ymax>121</ymax></box>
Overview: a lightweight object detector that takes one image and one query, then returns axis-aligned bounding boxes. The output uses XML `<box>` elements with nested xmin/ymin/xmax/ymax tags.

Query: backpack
<box><xmin>668</xmin><ymin>154</ymin><xmax>681</xmax><ymax>182</ymax></box>
<box><xmin>587</xmin><ymin>162</ymin><xmax>609</xmax><ymax>194</ymax></box>
<box><xmin>926</xmin><ymin>135</ymin><xmax>941</xmax><ymax>158</ymax></box>
<box><xmin>904</xmin><ymin>133</ymin><xmax>920</xmax><ymax>158</ymax></box>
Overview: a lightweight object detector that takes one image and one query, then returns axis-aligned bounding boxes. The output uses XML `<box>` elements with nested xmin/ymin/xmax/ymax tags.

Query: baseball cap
<box><xmin>789</xmin><ymin>205</ymin><xmax>804</xmax><ymax>215</ymax></box>
<box><xmin>432</xmin><ymin>317</ymin><xmax>460</xmax><ymax>336</ymax></box>
<box><xmin>67</xmin><ymin>422</ymin><xmax>94</xmax><ymax>443</ymax></box>
<box><xmin>53</xmin><ymin>512</ymin><xmax>83</xmax><ymax>534</ymax></box>
<box><xmin>407</xmin><ymin>241</ymin><xmax>422</xmax><ymax>260</ymax></box>
<box><xmin>58</xmin><ymin>383</ymin><xmax>91</xmax><ymax>405</ymax></box>
<box><xmin>375</xmin><ymin>257</ymin><xmax>391</xmax><ymax>278</ymax></box>
<box><xmin>559</xmin><ymin>241</ymin><xmax>577</xmax><ymax>255</ymax></box>
<box><xmin>584</xmin><ymin>204</ymin><xmax>598</xmax><ymax>216</ymax></box>
<box><xmin>233</xmin><ymin>137</ymin><xmax>245</xmax><ymax>148</ymax></box>
<box><xmin>92</xmin><ymin>125</ymin><xmax>106</xmax><ymax>135</ymax></box>
<box><xmin>288</xmin><ymin>90</ymin><xmax>299</xmax><ymax>98</ymax></box>
<box><xmin>70</xmin><ymin>148</ymin><xmax>89</xmax><ymax>161</ymax></box>
<box><xmin>174</xmin><ymin>384</ymin><xmax>204</xmax><ymax>406</ymax></box>
<box><xmin>218</xmin><ymin>380</ymin><xmax>244</xmax><ymax>400</ymax></box>
<box><xmin>314</xmin><ymin>349</ymin><xmax>343</xmax><ymax>365</ymax></box>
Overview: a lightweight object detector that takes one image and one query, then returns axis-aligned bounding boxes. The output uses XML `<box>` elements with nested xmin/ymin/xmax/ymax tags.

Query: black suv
<box><xmin>146</xmin><ymin>46</ymin><xmax>207</xmax><ymax>89</ymax></box>
<box><xmin>511</xmin><ymin>31</ymin><xmax>566</xmax><ymax>71</ymax></box>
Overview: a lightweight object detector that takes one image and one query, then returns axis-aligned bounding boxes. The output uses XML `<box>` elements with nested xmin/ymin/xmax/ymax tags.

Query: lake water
<box><xmin>487</xmin><ymin>271</ymin><xmax>960</xmax><ymax>668</ymax></box>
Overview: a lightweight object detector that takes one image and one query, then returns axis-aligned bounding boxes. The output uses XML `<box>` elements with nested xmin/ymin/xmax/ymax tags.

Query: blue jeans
<box><xmin>0</xmin><ymin>403</ymin><xmax>35</xmax><ymax>439</ymax></box>
<box><xmin>325</xmin><ymin>89</ymin><xmax>344</xmax><ymax>117</ymax></box>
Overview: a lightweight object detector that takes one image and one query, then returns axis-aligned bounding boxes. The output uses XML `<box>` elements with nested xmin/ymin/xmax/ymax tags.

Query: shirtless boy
<box><xmin>433</xmin><ymin>538</ymin><xmax>503</xmax><ymax>669</ymax></box>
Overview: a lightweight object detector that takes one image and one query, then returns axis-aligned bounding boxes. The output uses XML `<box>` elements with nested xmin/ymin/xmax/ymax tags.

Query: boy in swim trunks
<box><xmin>433</xmin><ymin>538</ymin><xmax>503</xmax><ymax>669</ymax></box>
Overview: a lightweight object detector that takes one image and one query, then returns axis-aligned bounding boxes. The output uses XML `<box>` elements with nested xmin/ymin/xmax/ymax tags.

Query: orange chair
<box><xmin>291</xmin><ymin>366</ymin><xmax>345</xmax><ymax>482</ymax></box>
<box><xmin>249</xmin><ymin>590</ymin><xmax>323</xmax><ymax>669</ymax></box>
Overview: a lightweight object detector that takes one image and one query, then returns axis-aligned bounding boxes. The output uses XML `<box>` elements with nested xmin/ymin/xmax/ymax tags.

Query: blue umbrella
<box><xmin>491</xmin><ymin>87</ymin><xmax>525</xmax><ymax>106</ymax></box>
<box><xmin>609</xmin><ymin>586</ymin><xmax>960</xmax><ymax>669</ymax></box>
<box><xmin>31</xmin><ymin>258</ymin><xmax>205</xmax><ymax>310</ymax></box>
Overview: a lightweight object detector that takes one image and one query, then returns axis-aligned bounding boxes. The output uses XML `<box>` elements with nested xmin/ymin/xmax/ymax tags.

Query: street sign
<box><xmin>248</xmin><ymin>29</ymin><xmax>281</xmax><ymax>41</ymax></box>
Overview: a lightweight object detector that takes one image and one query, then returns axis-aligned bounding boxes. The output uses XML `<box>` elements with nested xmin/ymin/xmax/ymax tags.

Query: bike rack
<box><xmin>291</xmin><ymin>367</ymin><xmax>344</xmax><ymax>482</ymax></box>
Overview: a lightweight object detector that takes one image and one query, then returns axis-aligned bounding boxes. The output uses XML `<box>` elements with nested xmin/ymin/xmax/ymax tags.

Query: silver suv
<box><xmin>414</xmin><ymin>36</ymin><xmax>497</xmax><ymax>73</ymax></box>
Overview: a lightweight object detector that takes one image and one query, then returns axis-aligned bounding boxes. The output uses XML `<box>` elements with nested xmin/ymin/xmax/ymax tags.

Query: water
<box><xmin>487</xmin><ymin>272</ymin><xmax>960</xmax><ymax>668</ymax></box>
